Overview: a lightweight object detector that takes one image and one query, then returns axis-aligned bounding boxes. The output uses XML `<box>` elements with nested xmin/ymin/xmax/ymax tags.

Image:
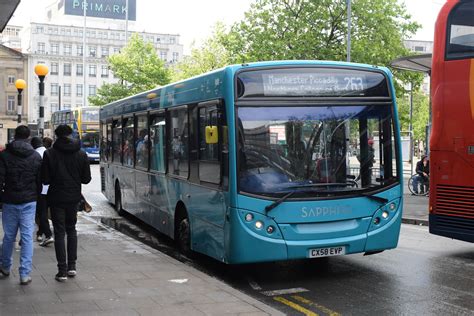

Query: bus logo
<box><xmin>301</xmin><ymin>206</ymin><xmax>352</xmax><ymax>218</ymax></box>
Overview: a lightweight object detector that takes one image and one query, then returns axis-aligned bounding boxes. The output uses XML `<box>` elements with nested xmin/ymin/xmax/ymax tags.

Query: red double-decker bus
<box><xmin>430</xmin><ymin>0</ymin><xmax>474</xmax><ymax>242</ymax></box>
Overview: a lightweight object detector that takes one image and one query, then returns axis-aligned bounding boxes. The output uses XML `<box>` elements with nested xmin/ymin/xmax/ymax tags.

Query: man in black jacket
<box><xmin>0</xmin><ymin>126</ymin><xmax>42</xmax><ymax>285</ymax></box>
<box><xmin>412</xmin><ymin>155</ymin><xmax>429</xmax><ymax>194</ymax></box>
<box><xmin>42</xmin><ymin>125</ymin><xmax>91</xmax><ymax>282</ymax></box>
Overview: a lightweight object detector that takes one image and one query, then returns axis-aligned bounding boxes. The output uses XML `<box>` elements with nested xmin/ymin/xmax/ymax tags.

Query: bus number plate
<box><xmin>308</xmin><ymin>246</ymin><xmax>346</xmax><ymax>258</ymax></box>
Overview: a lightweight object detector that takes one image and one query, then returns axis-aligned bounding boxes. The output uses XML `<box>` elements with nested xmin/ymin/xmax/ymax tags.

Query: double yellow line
<box><xmin>274</xmin><ymin>295</ymin><xmax>340</xmax><ymax>316</ymax></box>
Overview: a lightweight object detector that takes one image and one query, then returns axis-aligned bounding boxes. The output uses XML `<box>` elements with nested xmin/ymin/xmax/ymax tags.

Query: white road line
<box><xmin>247</xmin><ymin>277</ymin><xmax>262</xmax><ymax>290</ymax></box>
<box><xmin>261</xmin><ymin>287</ymin><xmax>309</xmax><ymax>297</ymax></box>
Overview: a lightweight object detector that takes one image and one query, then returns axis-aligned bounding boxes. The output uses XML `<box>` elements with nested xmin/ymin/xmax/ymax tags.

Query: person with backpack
<box><xmin>42</xmin><ymin>125</ymin><xmax>91</xmax><ymax>282</ymax></box>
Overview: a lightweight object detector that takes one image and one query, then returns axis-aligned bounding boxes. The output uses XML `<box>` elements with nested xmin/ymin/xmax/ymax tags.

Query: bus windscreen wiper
<box><xmin>265</xmin><ymin>191</ymin><xmax>297</xmax><ymax>214</ymax></box>
<box><xmin>358</xmin><ymin>193</ymin><xmax>388</xmax><ymax>204</ymax></box>
<box><xmin>289</xmin><ymin>183</ymin><xmax>356</xmax><ymax>188</ymax></box>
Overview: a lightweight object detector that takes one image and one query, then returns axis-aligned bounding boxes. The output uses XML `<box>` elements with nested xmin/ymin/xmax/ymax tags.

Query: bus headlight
<box><xmin>245</xmin><ymin>213</ymin><xmax>254</xmax><ymax>222</ymax></box>
<box><xmin>382</xmin><ymin>211</ymin><xmax>389</xmax><ymax>219</ymax></box>
<box><xmin>255</xmin><ymin>221</ymin><xmax>263</xmax><ymax>229</ymax></box>
<box><xmin>389</xmin><ymin>203</ymin><xmax>396</xmax><ymax>211</ymax></box>
<box><xmin>267</xmin><ymin>226</ymin><xmax>274</xmax><ymax>234</ymax></box>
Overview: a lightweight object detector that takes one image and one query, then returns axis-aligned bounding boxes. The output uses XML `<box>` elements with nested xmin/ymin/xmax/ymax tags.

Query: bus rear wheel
<box><xmin>114</xmin><ymin>183</ymin><xmax>125</xmax><ymax>216</ymax></box>
<box><xmin>177</xmin><ymin>217</ymin><xmax>191</xmax><ymax>256</ymax></box>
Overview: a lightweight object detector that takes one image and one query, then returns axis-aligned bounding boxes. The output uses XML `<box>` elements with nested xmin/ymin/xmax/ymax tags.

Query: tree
<box><xmin>89</xmin><ymin>34</ymin><xmax>171</xmax><ymax>106</ymax></box>
<box><xmin>171</xmin><ymin>23</ymin><xmax>231</xmax><ymax>82</ymax></box>
<box><xmin>396</xmin><ymin>90</ymin><xmax>429</xmax><ymax>141</ymax></box>
<box><xmin>218</xmin><ymin>0</ymin><xmax>422</xmax><ymax>92</ymax></box>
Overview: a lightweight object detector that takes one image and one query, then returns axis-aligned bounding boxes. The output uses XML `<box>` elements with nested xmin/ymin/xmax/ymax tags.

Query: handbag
<box><xmin>77</xmin><ymin>194</ymin><xmax>92</xmax><ymax>213</ymax></box>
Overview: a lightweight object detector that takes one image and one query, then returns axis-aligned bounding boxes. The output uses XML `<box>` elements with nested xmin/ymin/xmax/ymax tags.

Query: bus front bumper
<box><xmin>226</xmin><ymin>207</ymin><xmax>401</xmax><ymax>264</ymax></box>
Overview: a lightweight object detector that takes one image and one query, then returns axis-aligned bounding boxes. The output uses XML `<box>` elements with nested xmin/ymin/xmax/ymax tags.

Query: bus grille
<box><xmin>435</xmin><ymin>185</ymin><xmax>474</xmax><ymax>219</ymax></box>
<box><xmin>100</xmin><ymin>167</ymin><xmax>105</xmax><ymax>192</ymax></box>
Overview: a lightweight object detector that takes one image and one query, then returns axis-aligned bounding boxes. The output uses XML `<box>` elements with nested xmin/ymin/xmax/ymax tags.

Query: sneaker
<box><xmin>40</xmin><ymin>236</ymin><xmax>54</xmax><ymax>247</ymax></box>
<box><xmin>0</xmin><ymin>267</ymin><xmax>10</xmax><ymax>277</ymax></box>
<box><xmin>67</xmin><ymin>270</ymin><xmax>77</xmax><ymax>278</ymax></box>
<box><xmin>20</xmin><ymin>276</ymin><xmax>32</xmax><ymax>285</ymax></box>
<box><xmin>55</xmin><ymin>272</ymin><xmax>67</xmax><ymax>282</ymax></box>
<box><xmin>36</xmin><ymin>235</ymin><xmax>43</xmax><ymax>242</ymax></box>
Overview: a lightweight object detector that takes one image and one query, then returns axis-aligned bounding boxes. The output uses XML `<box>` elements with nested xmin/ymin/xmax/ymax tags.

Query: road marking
<box><xmin>292</xmin><ymin>295</ymin><xmax>341</xmax><ymax>316</ymax></box>
<box><xmin>274</xmin><ymin>296</ymin><xmax>319</xmax><ymax>316</ymax></box>
<box><xmin>261</xmin><ymin>287</ymin><xmax>309</xmax><ymax>296</ymax></box>
<box><xmin>247</xmin><ymin>277</ymin><xmax>262</xmax><ymax>290</ymax></box>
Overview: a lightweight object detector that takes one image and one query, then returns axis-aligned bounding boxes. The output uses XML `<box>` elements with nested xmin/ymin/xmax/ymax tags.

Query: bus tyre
<box><xmin>115</xmin><ymin>184</ymin><xmax>125</xmax><ymax>216</ymax></box>
<box><xmin>178</xmin><ymin>217</ymin><xmax>192</xmax><ymax>257</ymax></box>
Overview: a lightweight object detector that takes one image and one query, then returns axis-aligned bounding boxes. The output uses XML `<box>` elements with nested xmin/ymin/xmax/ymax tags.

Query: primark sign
<box><xmin>62</xmin><ymin>0</ymin><xmax>136</xmax><ymax>21</ymax></box>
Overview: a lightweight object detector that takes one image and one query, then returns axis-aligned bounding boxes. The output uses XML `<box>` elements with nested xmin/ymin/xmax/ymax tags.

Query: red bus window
<box><xmin>446</xmin><ymin>1</ymin><xmax>474</xmax><ymax>60</ymax></box>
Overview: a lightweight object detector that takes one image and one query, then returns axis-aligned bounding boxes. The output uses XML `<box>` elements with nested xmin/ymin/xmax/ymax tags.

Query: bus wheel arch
<box><xmin>174</xmin><ymin>202</ymin><xmax>192</xmax><ymax>256</ymax></box>
<box><xmin>114</xmin><ymin>180</ymin><xmax>125</xmax><ymax>216</ymax></box>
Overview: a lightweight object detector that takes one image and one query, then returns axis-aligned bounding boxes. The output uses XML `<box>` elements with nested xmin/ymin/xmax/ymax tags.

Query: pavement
<box><xmin>0</xmin><ymin>213</ymin><xmax>284</xmax><ymax>316</ymax></box>
<box><xmin>402</xmin><ymin>175</ymin><xmax>430</xmax><ymax>226</ymax></box>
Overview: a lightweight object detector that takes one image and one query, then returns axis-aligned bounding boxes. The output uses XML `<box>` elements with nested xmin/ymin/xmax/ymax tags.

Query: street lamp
<box><xmin>34</xmin><ymin>64</ymin><xmax>49</xmax><ymax>137</ymax></box>
<box><xmin>14</xmin><ymin>79</ymin><xmax>26</xmax><ymax>125</ymax></box>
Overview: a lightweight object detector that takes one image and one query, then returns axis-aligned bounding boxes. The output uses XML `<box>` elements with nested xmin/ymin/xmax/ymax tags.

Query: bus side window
<box><xmin>123</xmin><ymin>118</ymin><xmax>134</xmax><ymax>167</ymax></box>
<box><xmin>150</xmin><ymin>114</ymin><xmax>166</xmax><ymax>172</ymax></box>
<box><xmin>106</xmin><ymin>121</ymin><xmax>112</xmax><ymax>162</ymax></box>
<box><xmin>168</xmin><ymin>108</ymin><xmax>189</xmax><ymax>178</ymax></box>
<box><xmin>112</xmin><ymin>120</ymin><xmax>122</xmax><ymax>164</ymax></box>
<box><xmin>198</xmin><ymin>106</ymin><xmax>220</xmax><ymax>184</ymax></box>
<box><xmin>135</xmin><ymin>114</ymin><xmax>148</xmax><ymax>169</ymax></box>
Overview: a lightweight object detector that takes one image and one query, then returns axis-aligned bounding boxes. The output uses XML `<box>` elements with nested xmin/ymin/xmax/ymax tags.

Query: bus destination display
<box><xmin>262</xmin><ymin>73</ymin><xmax>366</xmax><ymax>96</ymax></box>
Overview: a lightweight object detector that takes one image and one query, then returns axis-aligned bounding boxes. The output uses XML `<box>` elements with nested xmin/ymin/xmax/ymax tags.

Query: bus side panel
<box><xmin>120</xmin><ymin>167</ymin><xmax>137</xmax><ymax>214</ymax></box>
<box><xmin>147</xmin><ymin>173</ymin><xmax>173</xmax><ymax>238</ymax></box>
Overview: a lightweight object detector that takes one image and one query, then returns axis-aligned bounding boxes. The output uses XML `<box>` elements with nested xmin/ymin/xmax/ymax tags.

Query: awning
<box><xmin>390</xmin><ymin>53</ymin><xmax>432</xmax><ymax>74</ymax></box>
<box><xmin>0</xmin><ymin>0</ymin><xmax>20</xmax><ymax>32</ymax></box>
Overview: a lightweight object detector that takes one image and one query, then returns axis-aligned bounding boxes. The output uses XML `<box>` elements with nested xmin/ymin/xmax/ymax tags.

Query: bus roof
<box><xmin>100</xmin><ymin>60</ymin><xmax>392</xmax><ymax>119</ymax></box>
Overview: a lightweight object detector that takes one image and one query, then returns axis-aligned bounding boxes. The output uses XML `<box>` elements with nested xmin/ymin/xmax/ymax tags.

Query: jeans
<box><xmin>51</xmin><ymin>206</ymin><xmax>77</xmax><ymax>273</ymax></box>
<box><xmin>412</xmin><ymin>175</ymin><xmax>429</xmax><ymax>193</ymax></box>
<box><xmin>35</xmin><ymin>194</ymin><xmax>52</xmax><ymax>238</ymax></box>
<box><xmin>1</xmin><ymin>202</ymin><xmax>36</xmax><ymax>278</ymax></box>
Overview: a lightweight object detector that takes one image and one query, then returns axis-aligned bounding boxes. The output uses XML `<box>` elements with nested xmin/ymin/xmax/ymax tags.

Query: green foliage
<box><xmin>89</xmin><ymin>34</ymin><xmax>171</xmax><ymax>106</ymax></box>
<box><xmin>171</xmin><ymin>23</ymin><xmax>231</xmax><ymax>81</ymax></box>
<box><xmin>396</xmin><ymin>90</ymin><xmax>429</xmax><ymax>141</ymax></box>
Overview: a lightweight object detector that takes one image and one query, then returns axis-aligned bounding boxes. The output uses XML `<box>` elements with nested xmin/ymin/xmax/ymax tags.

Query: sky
<box><xmin>9</xmin><ymin>0</ymin><xmax>445</xmax><ymax>54</ymax></box>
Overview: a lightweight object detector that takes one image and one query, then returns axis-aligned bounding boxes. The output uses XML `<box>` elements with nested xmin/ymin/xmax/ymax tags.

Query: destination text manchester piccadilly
<box><xmin>64</xmin><ymin>0</ymin><xmax>136</xmax><ymax>21</ymax></box>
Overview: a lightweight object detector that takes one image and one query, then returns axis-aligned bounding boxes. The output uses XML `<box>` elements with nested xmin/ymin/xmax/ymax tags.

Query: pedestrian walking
<box><xmin>0</xmin><ymin>125</ymin><xmax>42</xmax><ymax>285</ymax></box>
<box><xmin>31</xmin><ymin>136</ymin><xmax>54</xmax><ymax>246</ymax></box>
<box><xmin>42</xmin><ymin>125</ymin><xmax>91</xmax><ymax>282</ymax></box>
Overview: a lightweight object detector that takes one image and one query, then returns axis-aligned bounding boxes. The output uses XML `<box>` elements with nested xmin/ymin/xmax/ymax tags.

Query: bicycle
<box><xmin>407</xmin><ymin>174</ymin><xmax>429</xmax><ymax>196</ymax></box>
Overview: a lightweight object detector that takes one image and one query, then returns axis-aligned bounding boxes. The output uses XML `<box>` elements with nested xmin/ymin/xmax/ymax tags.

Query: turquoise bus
<box><xmin>100</xmin><ymin>61</ymin><xmax>403</xmax><ymax>264</ymax></box>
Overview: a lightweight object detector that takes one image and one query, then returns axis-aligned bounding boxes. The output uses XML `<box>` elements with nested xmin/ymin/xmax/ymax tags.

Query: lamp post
<box><xmin>14</xmin><ymin>79</ymin><xmax>26</xmax><ymax>125</ymax></box>
<box><xmin>34</xmin><ymin>64</ymin><xmax>49</xmax><ymax>137</ymax></box>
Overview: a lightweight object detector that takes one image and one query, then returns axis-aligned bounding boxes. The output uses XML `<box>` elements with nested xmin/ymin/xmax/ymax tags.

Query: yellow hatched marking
<box><xmin>292</xmin><ymin>295</ymin><xmax>341</xmax><ymax>316</ymax></box>
<box><xmin>273</xmin><ymin>296</ymin><xmax>319</xmax><ymax>316</ymax></box>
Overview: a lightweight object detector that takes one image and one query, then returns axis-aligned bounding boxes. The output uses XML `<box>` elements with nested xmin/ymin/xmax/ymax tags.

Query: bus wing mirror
<box><xmin>205</xmin><ymin>126</ymin><xmax>218</xmax><ymax>144</ymax></box>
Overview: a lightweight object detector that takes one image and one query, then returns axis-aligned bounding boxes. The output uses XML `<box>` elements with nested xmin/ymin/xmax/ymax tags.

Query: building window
<box><xmin>101</xmin><ymin>47</ymin><xmax>108</xmax><ymax>57</ymax></box>
<box><xmin>64</xmin><ymin>84</ymin><xmax>71</xmax><ymax>96</ymax></box>
<box><xmin>76</xmin><ymin>84</ymin><xmax>83</xmax><ymax>97</ymax></box>
<box><xmin>89</xmin><ymin>46</ymin><xmax>96</xmax><ymax>57</ymax></box>
<box><xmin>172</xmin><ymin>52</ymin><xmax>179</xmax><ymax>62</ymax></box>
<box><xmin>160</xmin><ymin>51</ymin><xmax>167</xmax><ymax>61</ymax></box>
<box><xmin>51</xmin><ymin>103</ymin><xmax>59</xmax><ymax>113</ymax></box>
<box><xmin>7</xmin><ymin>96</ymin><xmax>15</xmax><ymax>112</ymax></box>
<box><xmin>51</xmin><ymin>83</ymin><xmax>59</xmax><ymax>96</ymax></box>
<box><xmin>89</xmin><ymin>64</ymin><xmax>97</xmax><ymax>77</ymax></box>
<box><xmin>64</xmin><ymin>63</ymin><xmax>72</xmax><ymax>76</ymax></box>
<box><xmin>36</xmin><ymin>26</ymin><xmax>44</xmax><ymax>33</ymax></box>
<box><xmin>77</xmin><ymin>45</ymin><xmax>83</xmax><ymax>56</ymax></box>
<box><xmin>414</xmin><ymin>46</ymin><xmax>425</xmax><ymax>52</ymax></box>
<box><xmin>8</xmin><ymin>75</ymin><xmax>15</xmax><ymax>84</ymax></box>
<box><xmin>76</xmin><ymin>64</ymin><xmax>83</xmax><ymax>76</ymax></box>
<box><xmin>38</xmin><ymin>42</ymin><xmax>45</xmax><ymax>54</ymax></box>
<box><xmin>101</xmin><ymin>65</ymin><xmax>109</xmax><ymax>78</ymax></box>
<box><xmin>51</xmin><ymin>43</ymin><xmax>59</xmax><ymax>55</ymax></box>
<box><xmin>89</xmin><ymin>85</ymin><xmax>96</xmax><ymax>96</ymax></box>
<box><xmin>169</xmin><ymin>37</ymin><xmax>176</xmax><ymax>44</ymax></box>
<box><xmin>156</xmin><ymin>37</ymin><xmax>161</xmax><ymax>43</ymax></box>
<box><xmin>51</xmin><ymin>62</ymin><xmax>59</xmax><ymax>75</ymax></box>
<box><xmin>64</xmin><ymin>44</ymin><xmax>72</xmax><ymax>55</ymax></box>
<box><xmin>63</xmin><ymin>104</ymin><xmax>71</xmax><ymax>110</ymax></box>
<box><xmin>113</xmin><ymin>47</ymin><xmax>120</xmax><ymax>54</ymax></box>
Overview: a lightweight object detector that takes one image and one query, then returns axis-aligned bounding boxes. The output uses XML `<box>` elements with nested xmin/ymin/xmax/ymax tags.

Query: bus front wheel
<box><xmin>177</xmin><ymin>217</ymin><xmax>191</xmax><ymax>256</ymax></box>
<box><xmin>115</xmin><ymin>183</ymin><xmax>125</xmax><ymax>216</ymax></box>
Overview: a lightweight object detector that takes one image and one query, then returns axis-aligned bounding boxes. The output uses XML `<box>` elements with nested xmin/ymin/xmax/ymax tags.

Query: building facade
<box><xmin>0</xmin><ymin>44</ymin><xmax>28</xmax><ymax>145</ymax></box>
<box><xmin>22</xmin><ymin>0</ymin><xmax>183</xmax><ymax>127</ymax></box>
<box><xmin>0</xmin><ymin>25</ymin><xmax>22</xmax><ymax>50</ymax></box>
<box><xmin>404</xmin><ymin>40</ymin><xmax>433</xmax><ymax>95</ymax></box>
